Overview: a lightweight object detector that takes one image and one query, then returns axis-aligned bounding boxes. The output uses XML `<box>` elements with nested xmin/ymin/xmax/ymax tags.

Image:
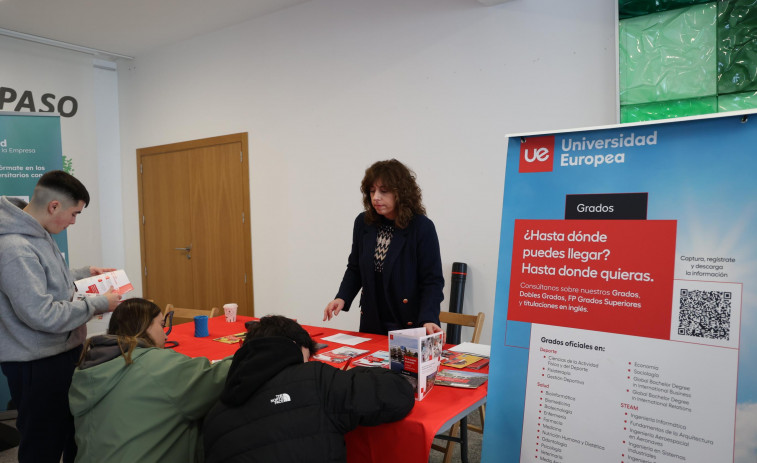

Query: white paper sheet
<box><xmin>449</xmin><ymin>342</ymin><xmax>491</xmax><ymax>357</ymax></box>
<box><xmin>321</xmin><ymin>333</ymin><xmax>372</xmax><ymax>346</ymax></box>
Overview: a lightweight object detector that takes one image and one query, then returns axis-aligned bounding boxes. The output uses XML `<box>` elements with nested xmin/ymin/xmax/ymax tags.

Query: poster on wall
<box><xmin>0</xmin><ymin>112</ymin><xmax>68</xmax><ymax>260</ymax></box>
<box><xmin>482</xmin><ymin>112</ymin><xmax>757</xmax><ymax>463</ymax></box>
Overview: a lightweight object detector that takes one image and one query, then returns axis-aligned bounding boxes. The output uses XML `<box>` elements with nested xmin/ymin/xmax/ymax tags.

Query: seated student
<box><xmin>69</xmin><ymin>298</ymin><xmax>231</xmax><ymax>463</ymax></box>
<box><xmin>203</xmin><ymin>315</ymin><xmax>415</xmax><ymax>463</ymax></box>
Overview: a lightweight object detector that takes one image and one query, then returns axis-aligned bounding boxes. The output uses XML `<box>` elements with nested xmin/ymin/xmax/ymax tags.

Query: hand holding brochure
<box><xmin>74</xmin><ymin>269</ymin><xmax>133</xmax><ymax>299</ymax></box>
<box><xmin>389</xmin><ymin>328</ymin><xmax>444</xmax><ymax>400</ymax></box>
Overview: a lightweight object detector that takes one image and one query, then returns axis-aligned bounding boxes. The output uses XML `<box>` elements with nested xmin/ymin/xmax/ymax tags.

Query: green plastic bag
<box><xmin>717</xmin><ymin>0</ymin><xmax>757</xmax><ymax>95</ymax></box>
<box><xmin>620</xmin><ymin>3</ymin><xmax>717</xmax><ymax>105</ymax></box>
<box><xmin>718</xmin><ymin>91</ymin><xmax>757</xmax><ymax>111</ymax></box>
<box><xmin>620</xmin><ymin>96</ymin><xmax>718</xmax><ymax>122</ymax></box>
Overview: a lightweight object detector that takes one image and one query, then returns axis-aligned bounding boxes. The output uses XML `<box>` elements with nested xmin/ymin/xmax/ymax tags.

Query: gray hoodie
<box><xmin>0</xmin><ymin>196</ymin><xmax>109</xmax><ymax>362</ymax></box>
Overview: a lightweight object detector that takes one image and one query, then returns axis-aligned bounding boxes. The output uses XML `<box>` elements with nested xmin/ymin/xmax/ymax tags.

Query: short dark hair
<box><xmin>244</xmin><ymin>315</ymin><xmax>316</xmax><ymax>356</ymax></box>
<box><xmin>360</xmin><ymin>159</ymin><xmax>425</xmax><ymax>229</ymax></box>
<box><xmin>34</xmin><ymin>170</ymin><xmax>90</xmax><ymax>207</ymax></box>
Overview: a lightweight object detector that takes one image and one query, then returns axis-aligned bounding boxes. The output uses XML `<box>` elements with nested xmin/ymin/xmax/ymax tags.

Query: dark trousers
<box><xmin>1</xmin><ymin>346</ymin><xmax>81</xmax><ymax>463</ymax></box>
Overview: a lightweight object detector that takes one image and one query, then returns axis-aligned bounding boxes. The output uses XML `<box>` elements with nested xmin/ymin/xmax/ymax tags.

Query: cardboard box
<box><xmin>388</xmin><ymin>328</ymin><xmax>443</xmax><ymax>400</ymax></box>
<box><xmin>74</xmin><ymin>269</ymin><xmax>133</xmax><ymax>299</ymax></box>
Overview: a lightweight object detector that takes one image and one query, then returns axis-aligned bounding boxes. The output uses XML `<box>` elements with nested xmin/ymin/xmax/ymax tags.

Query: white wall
<box><xmin>0</xmin><ymin>38</ymin><xmax>111</xmax><ymax>270</ymax></box>
<box><xmin>117</xmin><ymin>0</ymin><xmax>618</xmax><ymax>343</ymax></box>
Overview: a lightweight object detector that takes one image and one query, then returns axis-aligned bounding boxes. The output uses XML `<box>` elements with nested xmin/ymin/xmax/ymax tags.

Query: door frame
<box><xmin>136</xmin><ymin>132</ymin><xmax>254</xmax><ymax>314</ymax></box>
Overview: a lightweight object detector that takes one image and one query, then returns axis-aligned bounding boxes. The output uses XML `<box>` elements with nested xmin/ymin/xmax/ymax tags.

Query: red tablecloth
<box><xmin>169</xmin><ymin>316</ymin><xmax>488</xmax><ymax>463</ymax></box>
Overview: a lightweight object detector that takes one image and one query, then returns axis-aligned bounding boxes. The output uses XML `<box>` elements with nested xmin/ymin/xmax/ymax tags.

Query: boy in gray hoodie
<box><xmin>0</xmin><ymin>170</ymin><xmax>120</xmax><ymax>463</ymax></box>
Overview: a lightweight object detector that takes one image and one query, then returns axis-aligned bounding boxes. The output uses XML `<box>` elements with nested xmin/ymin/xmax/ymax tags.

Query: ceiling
<box><xmin>0</xmin><ymin>0</ymin><xmax>311</xmax><ymax>58</ymax></box>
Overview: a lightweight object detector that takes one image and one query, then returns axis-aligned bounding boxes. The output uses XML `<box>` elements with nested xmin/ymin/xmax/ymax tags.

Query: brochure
<box><xmin>441</xmin><ymin>351</ymin><xmax>487</xmax><ymax>369</ymax></box>
<box><xmin>213</xmin><ymin>332</ymin><xmax>247</xmax><ymax>344</ymax></box>
<box><xmin>388</xmin><ymin>328</ymin><xmax>443</xmax><ymax>400</ymax></box>
<box><xmin>435</xmin><ymin>369</ymin><xmax>489</xmax><ymax>389</ymax></box>
<box><xmin>312</xmin><ymin>346</ymin><xmax>369</xmax><ymax>363</ymax></box>
<box><xmin>74</xmin><ymin>269</ymin><xmax>133</xmax><ymax>299</ymax></box>
<box><xmin>352</xmin><ymin>350</ymin><xmax>390</xmax><ymax>368</ymax></box>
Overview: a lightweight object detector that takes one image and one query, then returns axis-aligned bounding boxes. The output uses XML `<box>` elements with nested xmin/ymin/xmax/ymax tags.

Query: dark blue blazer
<box><xmin>336</xmin><ymin>212</ymin><xmax>444</xmax><ymax>334</ymax></box>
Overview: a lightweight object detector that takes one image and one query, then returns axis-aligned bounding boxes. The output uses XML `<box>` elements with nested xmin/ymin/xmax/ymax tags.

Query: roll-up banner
<box><xmin>0</xmin><ymin>112</ymin><xmax>67</xmax><ymax>261</ymax></box>
<box><xmin>483</xmin><ymin>111</ymin><xmax>757</xmax><ymax>463</ymax></box>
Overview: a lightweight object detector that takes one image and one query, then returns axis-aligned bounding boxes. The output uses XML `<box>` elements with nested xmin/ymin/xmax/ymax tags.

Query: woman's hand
<box><xmin>323</xmin><ymin>298</ymin><xmax>345</xmax><ymax>322</ymax></box>
<box><xmin>424</xmin><ymin>322</ymin><xmax>444</xmax><ymax>342</ymax></box>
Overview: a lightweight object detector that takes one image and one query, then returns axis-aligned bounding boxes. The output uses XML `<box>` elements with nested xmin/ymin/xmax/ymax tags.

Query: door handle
<box><xmin>174</xmin><ymin>244</ymin><xmax>192</xmax><ymax>260</ymax></box>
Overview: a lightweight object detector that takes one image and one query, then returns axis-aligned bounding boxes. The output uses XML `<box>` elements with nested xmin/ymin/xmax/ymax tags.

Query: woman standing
<box><xmin>69</xmin><ymin>298</ymin><xmax>231</xmax><ymax>463</ymax></box>
<box><xmin>323</xmin><ymin>159</ymin><xmax>444</xmax><ymax>335</ymax></box>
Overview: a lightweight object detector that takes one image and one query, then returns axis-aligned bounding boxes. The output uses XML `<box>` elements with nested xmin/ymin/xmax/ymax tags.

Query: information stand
<box><xmin>483</xmin><ymin>112</ymin><xmax>757</xmax><ymax>463</ymax></box>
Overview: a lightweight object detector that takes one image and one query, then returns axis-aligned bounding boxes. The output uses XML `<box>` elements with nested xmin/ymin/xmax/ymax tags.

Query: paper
<box><xmin>389</xmin><ymin>328</ymin><xmax>443</xmax><ymax>400</ymax></box>
<box><xmin>435</xmin><ymin>369</ymin><xmax>488</xmax><ymax>389</ymax></box>
<box><xmin>321</xmin><ymin>333</ymin><xmax>371</xmax><ymax>346</ymax></box>
<box><xmin>213</xmin><ymin>332</ymin><xmax>246</xmax><ymax>344</ymax></box>
<box><xmin>352</xmin><ymin>350</ymin><xmax>390</xmax><ymax>368</ymax></box>
<box><xmin>448</xmin><ymin>342</ymin><xmax>491</xmax><ymax>358</ymax></box>
<box><xmin>312</xmin><ymin>346</ymin><xmax>369</xmax><ymax>363</ymax></box>
<box><xmin>75</xmin><ymin>269</ymin><xmax>133</xmax><ymax>299</ymax></box>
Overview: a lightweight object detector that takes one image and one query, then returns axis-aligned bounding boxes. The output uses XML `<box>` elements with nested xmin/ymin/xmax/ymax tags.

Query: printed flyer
<box><xmin>482</xmin><ymin>112</ymin><xmax>757</xmax><ymax>463</ymax></box>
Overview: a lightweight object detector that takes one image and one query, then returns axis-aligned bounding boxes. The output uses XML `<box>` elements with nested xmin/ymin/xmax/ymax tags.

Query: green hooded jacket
<box><xmin>69</xmin><ymin>340</ymin><xmax>231</xmax><ymax>463</ymax></box>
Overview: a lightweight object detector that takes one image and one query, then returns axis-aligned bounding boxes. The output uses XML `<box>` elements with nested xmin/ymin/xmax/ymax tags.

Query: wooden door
<box><xmin>137</xmin><ymin>133</ymin><xmax>254</xmax><ymax>316</ymax></box>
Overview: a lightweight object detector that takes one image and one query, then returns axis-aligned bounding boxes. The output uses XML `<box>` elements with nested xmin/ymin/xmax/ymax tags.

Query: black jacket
<box><xmin>336</xmin><ymin>212</ymin><xmax>444</xmax><ymax>334</ymax></box>
<box><xmin>203</xmin><ymin>337</ymin><xmax>415</xmax><ymax>463</ymax></box>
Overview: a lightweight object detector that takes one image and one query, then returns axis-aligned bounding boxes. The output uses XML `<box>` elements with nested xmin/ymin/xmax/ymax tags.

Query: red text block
<box><xmin>507</xmin><ymin>219</ymin><xmax>677</xmax><ymax>339</ymax></box>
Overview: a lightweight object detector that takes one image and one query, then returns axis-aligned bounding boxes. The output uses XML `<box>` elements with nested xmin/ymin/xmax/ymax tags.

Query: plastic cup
<box><xmin>223</xmin><ymin>303</ymin><xmax>238</xmax><ymax>322</ymax></box>
<box><xmin>194</xmin><ymin>315</ymin><xmax>209</xmax><ymax>337</ymax></box>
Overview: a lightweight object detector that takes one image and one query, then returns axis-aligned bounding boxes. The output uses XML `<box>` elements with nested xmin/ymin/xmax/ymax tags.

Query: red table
<box><xmin>169</xmin><ymin>316</ymin><xmax>488</xmax><ymax>463</ymax></box>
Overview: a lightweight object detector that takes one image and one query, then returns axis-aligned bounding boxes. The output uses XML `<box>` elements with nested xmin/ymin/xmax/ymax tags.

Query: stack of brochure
<box><xmin>435</xmin><ymin>370</ymin><xmax>488</xmax><ymax>388</ymax></box>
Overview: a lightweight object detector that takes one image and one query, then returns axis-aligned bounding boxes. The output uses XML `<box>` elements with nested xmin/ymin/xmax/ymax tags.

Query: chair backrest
<box><xmin>438</xmin><ymin>311</ymin><xmax>485</xmax><ymax>343</ymax></box>
<box><xmin>163</xmin><ymin>304</ymin><xmax>218</xmax><ymax>325</ymax></box>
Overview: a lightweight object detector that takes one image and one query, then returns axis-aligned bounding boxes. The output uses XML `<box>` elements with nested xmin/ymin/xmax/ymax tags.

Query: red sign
<box><xmin>519</xmin><ymin>136</ymin><xmax>555</xmax><ymax>173</ymax></box>
<box><xmin>507</xmin><ymin>219</ymin><xmax>677</xmax><ymax>339</ymax></box>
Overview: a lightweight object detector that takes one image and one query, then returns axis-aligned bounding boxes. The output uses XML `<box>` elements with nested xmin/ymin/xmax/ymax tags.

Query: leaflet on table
<box><xmin>312</xmin><ymin>346</ymin><xmax>369</xmax><ymax>363</ymax></box>
<box><xmin>435</xmin><ymin>369</ymin><xmax>489</xmax><ymax>388</ymax></box>
<box><xmin>388</xmin><ymin>328</ymin><xmax>443</xmax><ymax>400</ymax></box>
<box><xmin>441</xmin><ymin>351</ymin><xmax>489</xmax><ymax>369</ymax></box>
<box><xmin>352</xmin><ymin>350</ymin><xmax>390</xmax><ymax>368</ymax></box>
<box><xmin>74</xmin><ymin>270</ymin><xmax>133</xmax><ymax>299</ymax></box>
<box><xmin>213</xmin><ymin>332</ymin><xmax>247</xmax><ymax>344</ymax></box>
<box><xmin>448</xmin><ymin>342</ymin><xmax>491</xmax><ymax>358</ymax></box>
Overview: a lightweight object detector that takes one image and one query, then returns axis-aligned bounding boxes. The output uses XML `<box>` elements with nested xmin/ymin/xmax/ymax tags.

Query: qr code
<box><xmin>677</xmin><ymin>289</ymin><xmax>732</xmax><ymax>340</ymax></box>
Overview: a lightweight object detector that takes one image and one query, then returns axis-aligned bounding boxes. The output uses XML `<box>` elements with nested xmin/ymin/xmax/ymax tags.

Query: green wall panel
<box><xmin>718</xmin><ymin>91</ymin><xmax>757</xmax><ymax>111</ymax></box>
<box><xmin>717</xmin><ymin>0</ymin><xmax>757</xmax><ymax>95</ymax></box>
<box><xmin>620</xmin><ymin>3</ymin><xmax>717</xmax><ymax>105</ymax></box>
<box><xmin>620</xmin><ymin>96</ymin><xmax>718</xmax><ymax>122</ymax></box>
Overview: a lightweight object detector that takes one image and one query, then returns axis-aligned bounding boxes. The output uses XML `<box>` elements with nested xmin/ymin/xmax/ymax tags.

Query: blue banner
<box><xmin>483</xmin><ymin>112</ymin><xmax>757</xmax><ymax>463</ymax></box>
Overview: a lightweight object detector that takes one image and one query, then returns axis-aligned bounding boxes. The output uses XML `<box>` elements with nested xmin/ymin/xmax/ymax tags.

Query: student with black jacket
<box><xmin>203</xmin><ymin>315</ymin><xmax>415</xmax><ymax>463</ymax></box>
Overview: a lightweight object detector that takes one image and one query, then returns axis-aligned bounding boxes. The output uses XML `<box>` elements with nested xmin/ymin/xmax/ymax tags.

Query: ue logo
<box><xmin>519</xmin><ymin>135</ymin><xmax>555</xmax><ymax>173</ymax></box>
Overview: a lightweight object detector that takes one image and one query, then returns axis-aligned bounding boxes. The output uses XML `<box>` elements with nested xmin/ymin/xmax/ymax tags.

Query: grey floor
<box><xmin>0</xmin><ymin>409</ymin><xmax>483</xmax><ymax>463</ymax></box>
<box><xmin>429</xmin><ymin>409</ymin><xmax>483</xmax><ymax>463</ymax></box>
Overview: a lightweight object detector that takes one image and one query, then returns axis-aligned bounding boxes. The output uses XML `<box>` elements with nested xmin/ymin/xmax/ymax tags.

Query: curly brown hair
<box><xmin>361</xmin><ymin>159</ymin><xmax>426</xmax><ymax>229</ymax></box>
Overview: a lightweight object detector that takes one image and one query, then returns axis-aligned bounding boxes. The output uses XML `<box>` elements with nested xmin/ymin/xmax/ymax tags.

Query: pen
<box><xmin>342</xmin><ymin>357</ymin><xmax>353</xmax><ymax>371</ymax></box>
